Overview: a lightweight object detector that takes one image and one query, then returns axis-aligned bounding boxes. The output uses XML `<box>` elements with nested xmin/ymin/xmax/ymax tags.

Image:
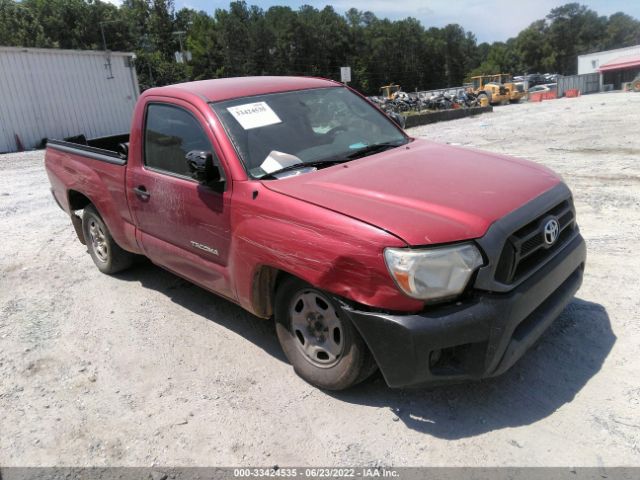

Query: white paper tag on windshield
<box><xmin>227</xmin><ymin>102</ymin><xmax>281</xmax><ymax>130</ymax></box>
<box><xmin>260</xmin><ymin>151</ymin><xmax>302</xmax><ymax>174</ymax></box>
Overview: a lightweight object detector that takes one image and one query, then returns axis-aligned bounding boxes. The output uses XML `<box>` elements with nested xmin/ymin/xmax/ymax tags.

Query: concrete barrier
<box><xmin>528</xmin><ymin>91</ymin><xmax>558</xmax><ymax>102</ymax></box>
<box><xmin>403</xmin><ymin>106</ymin><xmax>493</xmax><ymax>128</ymax></box>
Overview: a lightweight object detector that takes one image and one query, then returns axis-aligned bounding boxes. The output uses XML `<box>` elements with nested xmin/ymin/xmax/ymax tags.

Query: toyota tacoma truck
<box><xmin>45</xmin><ymin>76</ymin><xmax>586</xmax><ymax>390</ymax></box>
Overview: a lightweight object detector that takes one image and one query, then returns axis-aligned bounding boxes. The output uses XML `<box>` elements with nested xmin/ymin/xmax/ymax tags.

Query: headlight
<box><xmin>384</xmin><ymin>244</ymin><xmax>484</xmax><ymax>301</ymax></box>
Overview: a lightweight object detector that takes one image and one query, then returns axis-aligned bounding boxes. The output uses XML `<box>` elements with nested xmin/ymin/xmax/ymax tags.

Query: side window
<box><xmin>144</xmin><ymin>103</ymin><xmax>215</xmax><ymax>177</ymax></box>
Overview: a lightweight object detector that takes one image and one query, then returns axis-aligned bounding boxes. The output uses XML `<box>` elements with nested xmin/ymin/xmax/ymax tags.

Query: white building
<box><xmin>578</xmin><ymin>44</ymin><xmax>640</xmax><ymax>90</ymax></box>
<box><xmin>0</xmin><ymin>47</ymin><xmax>139</xmax><ymax>153</ymax></box>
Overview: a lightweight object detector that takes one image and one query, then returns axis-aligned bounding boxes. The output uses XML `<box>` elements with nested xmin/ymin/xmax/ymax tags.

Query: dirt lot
<box><xmin>1</xmin><ymin>92</ymin><xmax>639</xmax><ymax>467</ymax></box>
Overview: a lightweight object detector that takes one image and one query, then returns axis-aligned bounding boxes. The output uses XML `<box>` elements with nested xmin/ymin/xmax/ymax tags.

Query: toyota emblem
<box><xmin>543</xmin><ymin>218</ymin><xmax>560</xmax><ymax>246</ymax></box>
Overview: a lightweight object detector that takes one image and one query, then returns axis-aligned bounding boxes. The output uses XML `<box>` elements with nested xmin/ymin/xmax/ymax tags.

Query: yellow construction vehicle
<box><xmin>491</xmin><ymin>74</ymin><xmax>526</xmax><ymax>103</ymax></box>
<box><xmin>380</xmin><ymin>83</ymin><xmax>401</xmax><ymax>100</ymax></box>
<box><xmin>468</xmin><ymin>74</ymin><xmax>525</xmax><ymax>105</ymax></box>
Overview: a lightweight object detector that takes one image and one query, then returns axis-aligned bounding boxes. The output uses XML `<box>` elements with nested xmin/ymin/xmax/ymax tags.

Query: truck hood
<box><xmin>262</xmin><ymin>139</ymin><xmax>561</xmax><ymax>246</ymax></box>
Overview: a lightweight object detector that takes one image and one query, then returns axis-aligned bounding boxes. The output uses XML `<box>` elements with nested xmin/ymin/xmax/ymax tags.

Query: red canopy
<box><xmin>597</xmin><ymin>54</ymin><xmax>640</xmax><ymax>72</ymax></box>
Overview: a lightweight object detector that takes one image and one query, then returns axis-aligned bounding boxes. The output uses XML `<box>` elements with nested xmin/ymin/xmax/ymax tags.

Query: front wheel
<box><xmin>82</xmin><ymin>204</ymin><xmax>134</xmax><ymax>274</ymax></box>
<box><xmin>274</xmin><ymin>277</ymin><xmax>377</xmax><ymax>390</ymax></box>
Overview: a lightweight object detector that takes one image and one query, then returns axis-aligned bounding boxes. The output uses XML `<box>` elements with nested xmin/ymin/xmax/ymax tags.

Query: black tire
<box><xmin>82</xmin><ymin>204</ymin><xmax>134</xmax><ymax>274</ymax></box>
<box><xmin>274</xmin><ymin>277</ymin><xmax>377</xmax><ymax>390</ymax></box>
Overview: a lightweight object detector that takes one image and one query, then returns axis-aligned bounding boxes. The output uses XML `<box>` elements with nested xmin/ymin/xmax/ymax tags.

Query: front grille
<box><xmin>495</xmin><ymin>199</ymin><xmax>576</xmax><ymax>284</ymax></box>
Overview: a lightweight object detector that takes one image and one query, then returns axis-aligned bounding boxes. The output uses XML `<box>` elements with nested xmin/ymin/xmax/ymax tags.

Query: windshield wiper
<box><xmin>260</xmin><ymin>159</ymin><xmax>346</xmax><ymax>179</ymax></box>
<box><xmin>344</xmin><ymin>141</ymin><xmax>403</xmax><ymax>160</ymax></box>
<box><xmin>259</xmin><ymin>142</ymin><xmax>405</xmax><ymax>179</ymax></box>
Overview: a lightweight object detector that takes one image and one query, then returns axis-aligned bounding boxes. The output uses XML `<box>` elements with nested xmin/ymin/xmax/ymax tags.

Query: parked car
<box><xmin>45</xmin><ymin>77</ymin><xmax>586</xmax><ymax>390</ymax></box>
<box><xmin>525</xmin><ymin>73</ymin><xmax>547</xmax><ymax>87</ymax></box>
<box><xmin>528</xmin><ymin>83</ymin><xmax>557</xmax><ymax>94</ymax></box>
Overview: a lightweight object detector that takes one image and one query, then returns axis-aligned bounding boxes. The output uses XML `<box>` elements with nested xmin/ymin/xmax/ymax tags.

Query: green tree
<box><xmin>2</xmin><ymin>0</ymin><xmax>640</xmax><ymax>93</ymax></box>
<box><xmin>604</xmin><ymin>12</ymin><xmax>640</xmax><ymax>49</ymax></box>
<box><xmin>545</xmin><ymin>3</ymin><xmax>607</xmax><ymax>74</ymax></box>
<box><xmin>148</xmin><ymin>0</ymin><xmax>176</xmax><ymax>59</ymax></box>
<box><xmin>0</xmin><ymin>0</ymin><xmax>46</xmax><ymax>47</ymax></box>
<box><xmin>515</xmin><ymin>19</ymin><xmax>548</xmax><ymax>72</ymax></box>
<box><xmin>182</xmin><ymin>9</ymin><xmax>220</xmax><ymax>80</ymax></box>
<box><xmin>214</xmin><ymin>0</ymin><xmax>252</xmax><ymax>76</ymax></box>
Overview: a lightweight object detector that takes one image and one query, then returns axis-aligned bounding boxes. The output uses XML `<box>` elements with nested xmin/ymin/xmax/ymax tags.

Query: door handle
<box><xmin>133</xmin><ymin>186</ymin><xmax>150</xmax><ymax>200</ymax></box>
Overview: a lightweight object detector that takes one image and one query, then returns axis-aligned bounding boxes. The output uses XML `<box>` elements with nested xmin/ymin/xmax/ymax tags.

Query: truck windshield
<box><xmin>211</xmin><ymin>87</ymin><xmax>408</xmax><ymax>179</ymax></box>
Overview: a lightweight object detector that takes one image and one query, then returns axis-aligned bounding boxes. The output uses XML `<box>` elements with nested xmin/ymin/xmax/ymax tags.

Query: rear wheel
<box><xmin>274</xmin><ymin>277</ymin><xmax>377</xmax><ymax>390</ymax></box>
<box><xmin>82</xmin><ymin>204</ymin><xmax>133</xmax><ymax>274</ymax></box>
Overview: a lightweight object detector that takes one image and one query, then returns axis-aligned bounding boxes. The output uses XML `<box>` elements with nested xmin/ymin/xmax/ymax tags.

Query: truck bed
<box><xmin>45</xmin><ymin>132</ymin><xmax>139</xmax><ymax>254</ymax></box>
<box><xmin>47</xmin><ymin>133</ymin><xmax>130</xmax><ymax>164</ymax></box>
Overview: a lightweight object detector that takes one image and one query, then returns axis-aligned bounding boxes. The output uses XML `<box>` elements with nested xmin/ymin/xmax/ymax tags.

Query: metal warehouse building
<box><xmin>0</xmin><ymin>47</ymin><xmax>139</xmax><ymax>153</ymax></box>
<box><xmin>578</xmin><ymin>44</ymin><xmax>640</xmax><ymax>90</ymax></box>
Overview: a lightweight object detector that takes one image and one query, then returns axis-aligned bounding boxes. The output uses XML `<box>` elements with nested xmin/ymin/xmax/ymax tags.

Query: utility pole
<box><xmin>99</xmin><ymin>20</ymin><xmax>122</xmax><ymax>79</ymax></box>
<box><xmin>172</xmin><ymin>29</ymin><xmax>192</xmax><ymax>64</ymax></box>
<box><xmin>99</xmin><ymin>20</ymin><xmax>121</xmax><ymax>51</ymax></box>
<box><xmin>172</xmin><ymin>27</ymin><xmax>192</xmax><ymax>81</ymax></box>
<box><xmin>173</xmin><ymin>30</ymin><xmax>186</xmax><ymax>55</ymax></box>
<box><xmin>140</xmin><ymin>34</ymin><xmax>154</xmax><ymax>87</ymax></box>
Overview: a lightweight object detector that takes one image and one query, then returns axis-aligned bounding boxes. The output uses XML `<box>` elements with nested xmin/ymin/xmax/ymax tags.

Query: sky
<box><xmin>137</xmin><ymin>0</ymin><xmax>640</xmax><ymax>43</ymax></box>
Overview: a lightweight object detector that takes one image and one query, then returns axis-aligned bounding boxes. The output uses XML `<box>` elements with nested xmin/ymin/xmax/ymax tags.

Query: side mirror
<box><xmin>117</xmin><ymin>142</ymin><xmax>129</xmax><ymax>160</ymax></box>
<box><xmin>185</xmin><ymin>150</ymin><xmax>225</xmax><ymax>191</ymax></box>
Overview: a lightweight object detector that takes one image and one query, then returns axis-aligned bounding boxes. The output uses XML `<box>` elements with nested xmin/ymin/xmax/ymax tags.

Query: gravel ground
<box><xmin>1</xmin><ymin>92</ymin><xmax>639</xmax><ymax>467</ymax></box>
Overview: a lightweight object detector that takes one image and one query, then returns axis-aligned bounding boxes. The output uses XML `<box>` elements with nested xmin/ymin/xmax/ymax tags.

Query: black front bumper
<box><xmin>342</xmin><ymin>233</ymin><xmax>586</xmax><ymax>388</ymax></box>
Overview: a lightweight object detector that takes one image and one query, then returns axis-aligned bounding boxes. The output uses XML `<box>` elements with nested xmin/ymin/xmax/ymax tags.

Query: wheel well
<box><xmin>66</xmin><ymin>190</ymin><xmax>92</xmax><ymax>244</ymax></box>
<box><xmin>252</xmin><ymin>266</ymin><xmax>292</xmax><ymax>319</ymax></box>
<box><xmin>68</xmin><ymin>190</ymin><xmax>92</xmax><ymax>211</ymax></box>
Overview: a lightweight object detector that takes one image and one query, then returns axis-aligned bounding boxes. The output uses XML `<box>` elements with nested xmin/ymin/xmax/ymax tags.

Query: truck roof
<box><xmin>145</xmin><ymin>76</ymin><xmax>341</xmax><ymax>102</ymax></box>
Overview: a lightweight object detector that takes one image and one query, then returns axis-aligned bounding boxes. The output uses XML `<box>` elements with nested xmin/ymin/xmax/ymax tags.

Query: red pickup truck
<box><xmin>45</xmin><ymin>76</ymin><xmax>586</xmax><ymax>390</ymax></box>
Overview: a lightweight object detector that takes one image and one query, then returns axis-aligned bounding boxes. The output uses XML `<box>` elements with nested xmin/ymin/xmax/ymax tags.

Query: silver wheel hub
<box><xmin>88</xmin><ymin>220</ymin><xmax>108</xmax><ymax>263</ymax></box>
<box><xmin>290</xmin><ymin>290</ymin><xmax>344</xmax><ymax>368</ymax></box>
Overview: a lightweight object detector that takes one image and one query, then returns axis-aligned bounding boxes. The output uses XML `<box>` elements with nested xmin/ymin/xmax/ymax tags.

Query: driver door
<box><xmin>127</xmin><ymin>100</ymin><xmax>234</xmax><ymax>300</ymax></box>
